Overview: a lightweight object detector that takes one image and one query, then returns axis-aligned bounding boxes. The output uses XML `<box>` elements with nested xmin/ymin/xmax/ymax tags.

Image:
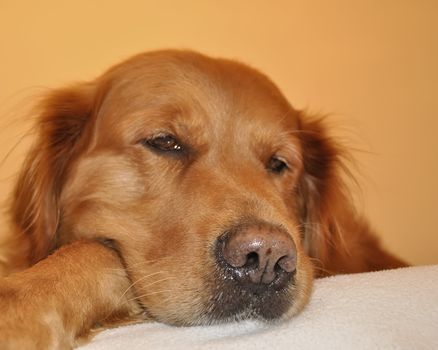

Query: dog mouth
<box><xmin>135</xmin><ymin>264</ymin><xmax>297</xmax><ymax>327</ymax></box>
<box><xmin>200</xmin><ymin>269</ymin><xmax>296</xmax><ymax>324</ymax></box>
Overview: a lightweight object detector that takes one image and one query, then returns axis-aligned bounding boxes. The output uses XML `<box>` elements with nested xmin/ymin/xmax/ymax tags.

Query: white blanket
<box><xmin>80</xmin><ymin>265</ymin><xmax>438</xmax><ymax>350</ymax></box>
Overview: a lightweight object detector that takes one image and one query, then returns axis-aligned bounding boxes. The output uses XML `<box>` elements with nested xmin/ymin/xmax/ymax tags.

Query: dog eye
<box><xmin>143</xmin><ymin>134</ymin><xmax>183</xmax><ymax>153</ymax></box>
<box><xmin>267</xmin><ymin>156</ymin><xmax>289</xmax><ymax>174</ymax></box>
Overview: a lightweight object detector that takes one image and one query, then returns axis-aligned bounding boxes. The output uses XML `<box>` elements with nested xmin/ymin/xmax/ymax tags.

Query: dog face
<box><xmin>11</xmin><ymin>51</ymin><xmax>345</xmax><ymax>325</ymax></box>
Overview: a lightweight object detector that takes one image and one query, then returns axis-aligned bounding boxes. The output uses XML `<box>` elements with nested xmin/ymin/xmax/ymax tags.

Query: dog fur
<box><xmin>0</xmin><ymin>50</ymin><xmax>407</xmax><ymax>349</ymax></box>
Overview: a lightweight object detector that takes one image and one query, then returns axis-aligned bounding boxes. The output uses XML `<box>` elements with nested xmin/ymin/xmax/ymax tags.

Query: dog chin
<box><xmin>193</xmin><ymin>283</ymin><xmax>297</xmax><ymax>326</ymax></box>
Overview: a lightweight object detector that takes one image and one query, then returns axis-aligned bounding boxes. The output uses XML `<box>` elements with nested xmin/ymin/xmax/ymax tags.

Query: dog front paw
<box><xmin>0</xmin><ymin>281</ymin><xmax>73</xmax><ymax>350</ymax></box>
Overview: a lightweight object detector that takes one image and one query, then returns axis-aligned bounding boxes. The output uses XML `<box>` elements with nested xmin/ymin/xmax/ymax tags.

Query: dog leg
<box><xmin>0</xmin><ymin>239</ymin><xmax>143</xmax><ymax>349</ymax></box>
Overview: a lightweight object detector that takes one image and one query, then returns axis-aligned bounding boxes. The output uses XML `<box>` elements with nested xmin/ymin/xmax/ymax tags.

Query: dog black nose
<box><xmin>217</xmin><ymin>223</ymin><xmax>297</xmax><ymax>289</ymax></box>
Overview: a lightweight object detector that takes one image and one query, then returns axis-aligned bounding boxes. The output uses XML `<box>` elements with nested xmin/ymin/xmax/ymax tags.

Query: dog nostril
<box><xmin>244</xmin><ymin>252</ymin><xmax>259</xmax><ymax>269</ymax></box>
<box><xmin>275</xmin><ymin>255</ymin><xmax>296</xmax><ymax>273</ymax></box>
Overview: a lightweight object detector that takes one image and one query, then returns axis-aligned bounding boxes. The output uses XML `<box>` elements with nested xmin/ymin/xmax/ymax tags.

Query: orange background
<box><xmin>0</xmin><ymin>1</ymin><xmax>437</xmax><ymax>265</ymax></box>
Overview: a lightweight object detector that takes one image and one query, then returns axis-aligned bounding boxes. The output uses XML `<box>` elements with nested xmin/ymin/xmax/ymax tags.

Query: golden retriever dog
<box><xmin>0</xmin><ymin>50</ymin><xmax>406</xmax><ymax>349</ymax></box>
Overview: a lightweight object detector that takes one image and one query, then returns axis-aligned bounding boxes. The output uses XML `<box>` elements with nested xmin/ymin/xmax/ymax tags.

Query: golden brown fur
<box><xmin>0</xmin><ymin>50</ymin><xmax>406</xmax><ymax>349</ymax></box>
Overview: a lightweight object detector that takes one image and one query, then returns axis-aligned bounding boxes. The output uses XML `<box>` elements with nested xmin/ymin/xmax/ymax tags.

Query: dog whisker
<box><xmin>104</xmin><ymin>258</ymin><xmax>171</xmax><ymax>273</ymax></box>
<box><xmin>134</xmin><ymin>276</ymin><xmax>176</xmax><ymax>291</ymax></box>
<box><xmin>125</xmin><ymin>290</ymin><xmax>174</xmax><ymax>304</ymax></box>
<box><xmin>117</xmin><ymin>271</ymin><xmax>168</xmax><ymax>302</ymax></box>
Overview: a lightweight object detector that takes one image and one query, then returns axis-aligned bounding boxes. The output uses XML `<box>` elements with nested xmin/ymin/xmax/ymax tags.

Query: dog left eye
<box><xmin>267</xmin><ymin>156</ymin><xmax>289</xmax><ymax>174</ymax></box>
<box><xmin>143</xmin><ymin>134</ymin><xmax>183</xmax><ymax>153</ymax></box>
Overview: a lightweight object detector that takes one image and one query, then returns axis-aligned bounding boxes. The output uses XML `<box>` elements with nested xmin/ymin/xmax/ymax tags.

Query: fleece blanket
<box><xmin>80</xmin><ymin>265</ymin><xmax>438</xmax><ymax>350</ymax></box>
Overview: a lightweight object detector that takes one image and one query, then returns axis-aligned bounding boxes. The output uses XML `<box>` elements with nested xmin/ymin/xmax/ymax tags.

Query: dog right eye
<box><xmin>142</xmin><ymin>134</ymin><xmax>184</xmax><ymax>153</ymax></box>
<box><xmin>267</xmin><ymin>156</ymin><xmax>289</xmax><ymax>174</ymax></box>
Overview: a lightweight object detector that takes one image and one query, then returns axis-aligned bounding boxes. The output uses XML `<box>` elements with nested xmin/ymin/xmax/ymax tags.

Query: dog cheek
<box><xmin>62</xmin><ymin>154</ymin><xmax>147</xmax><ymax>206</ymax></box>
<box><xmin>133</xmin><ymin>253</ymin><xmax>213</xmax><ymax>325</ymax></box>
<box><xmin>129</xmin><ymin>224</ymin><xmax>215</xmax><ymax>323</ymax></box>
<box><xmin>58</xmin><ymin>156</ymin><xmax>149</xmax><ymax>243</ymax></box>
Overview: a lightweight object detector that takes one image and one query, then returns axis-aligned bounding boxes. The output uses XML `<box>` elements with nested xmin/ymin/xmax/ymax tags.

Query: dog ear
<box><xmin>296</xmin><ymin>115</ymin><xmax>352</xmax><ymax>274</ymax></box>
<box><xmin>297</xmin><ymin>115</ymin><xmax>408</xmax><ymax>275</ymax></box>
<box><xmin>9</xmin><ymin>84</ymin><xmax>96</xmax><ymax>263</ymax></box>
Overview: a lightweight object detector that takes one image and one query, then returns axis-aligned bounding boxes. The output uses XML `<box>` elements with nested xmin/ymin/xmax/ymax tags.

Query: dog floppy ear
<box><xmin>297</xmin><ymin>115</ymin><xmax>408</xmax><ymax>275</ymax></box>
<box><xmin>9</xmin><ymin>84</ymin><xmax>96</xmax><ymax>264</ymax></box>
<box><xmin>296</xmin><ymin>115</ymin><xmax>353</xmax><ymax>275</ymax></box>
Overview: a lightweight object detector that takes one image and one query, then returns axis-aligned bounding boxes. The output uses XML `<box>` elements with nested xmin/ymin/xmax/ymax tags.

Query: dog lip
<box><xmin>223</xmin><ymin>265</ymin><xmax>295</xmax><ymax>292</ymax></box>
<box><xmin>205</xmin><ymin>274</ymin><xmax>296</xmax><ymax>322</ymax></box>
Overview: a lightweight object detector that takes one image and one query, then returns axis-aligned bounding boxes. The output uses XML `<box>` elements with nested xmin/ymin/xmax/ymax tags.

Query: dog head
<box><xmin>10</xmin><ymin>51</ymin><xmax>346</xmax><ymax>325</ymax></box>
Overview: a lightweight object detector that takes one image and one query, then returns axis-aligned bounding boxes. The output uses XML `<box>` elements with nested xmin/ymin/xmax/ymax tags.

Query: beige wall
<box><xmin>0</xmin><ymin>1</ymin><xmax>437</xmax><ymax>265</ymax></box>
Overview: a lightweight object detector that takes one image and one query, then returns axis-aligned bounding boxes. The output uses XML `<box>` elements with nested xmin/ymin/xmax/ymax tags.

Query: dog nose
<box><xmin>218</xmin><ymin>223</ymin><xmax>297</xmax><ymax>287</ymax></box>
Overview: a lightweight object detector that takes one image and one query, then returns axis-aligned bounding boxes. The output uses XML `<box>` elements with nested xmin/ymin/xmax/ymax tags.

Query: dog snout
<box><xmin>217</xmin><ymin>222</ymin><xmax>297</xmax><ymax>289</ymax></box>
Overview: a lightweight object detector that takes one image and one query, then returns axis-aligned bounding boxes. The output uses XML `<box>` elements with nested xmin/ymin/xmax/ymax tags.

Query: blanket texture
<box><xmin>79</xmin><ymin>265</ymin><xmax>438</xmax><ymax>350</ymax></box>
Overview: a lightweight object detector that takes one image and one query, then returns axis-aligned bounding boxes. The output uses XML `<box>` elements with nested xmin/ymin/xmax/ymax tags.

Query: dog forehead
<box><xmin>96</xmin><ymin>51</ymin><xmax>300</xmax><ymax>140</ymax></box>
